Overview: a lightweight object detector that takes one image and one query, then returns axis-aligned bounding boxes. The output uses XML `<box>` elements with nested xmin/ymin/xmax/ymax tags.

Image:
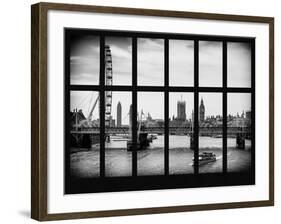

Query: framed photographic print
<box><xmin>31</xmin><ymin>2</ymin><xmax>274</xmax><ymax>221</ymax></box>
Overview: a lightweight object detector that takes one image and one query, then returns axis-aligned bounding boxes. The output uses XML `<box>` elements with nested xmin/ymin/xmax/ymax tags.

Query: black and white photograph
<box><xmin>65</xmin><ymin>29</ymin><xmax>255</xmax><ymax>194</ymax></box>
<box><xmin>29</xmin><ymin>3</ymin><xmax>274</xmax><ymax>221</ymax></box>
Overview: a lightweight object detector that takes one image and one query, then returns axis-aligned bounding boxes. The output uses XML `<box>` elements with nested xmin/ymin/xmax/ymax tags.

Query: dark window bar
<box><xmin>193</xmin><ymin>40</ymin><xmax>199</xmax><ymax>174</ymax></box>
<box><xmin>64</xmin><ymin>30</ymin><xmax>71</xmax><ymax>191</ymax></box>
<box><xmin>132</xmin><ymin>37</ymin><xmax>138</xmax><ymax>177</ymax></box>
<box><xmin>223</xmin><ymin>41</ymin><xmax>227</xmax><ymax>173</ymax></box>
<box><xmin>164</xmin><ymin>38</ymin><xmax>169</xmax><ymax>175</ymax></box>
<box><xmin>99</xmin><ymin>36</ymin><xmax>105</xmax><ymax>177</ymax></box>
<box><xmin>69</xmin><ymin>85</ymin><xmax>251</xmax><ymax>93</ymax></box>
<box><xmin>251</xmin><ymin>40</ymin><xmax>256</xmax><ymax>178</ymax></box>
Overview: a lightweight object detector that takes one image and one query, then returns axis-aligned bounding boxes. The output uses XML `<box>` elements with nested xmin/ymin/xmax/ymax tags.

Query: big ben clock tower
<box><xmin>199</xmin><ymin>98</ymin><xmax>205</xmax><ymax>123</ymax></box>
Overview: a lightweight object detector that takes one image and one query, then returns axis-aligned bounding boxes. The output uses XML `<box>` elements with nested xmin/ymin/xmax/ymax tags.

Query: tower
<box><xmin>177</xmin><ymin>97</ymin><xmax>186</xmax><ymax>121</ymax></box>
<box><xmin>199</xmin><ymin>98</ymin><xmax>205</xmax><ymax>123</ymax></box>
<box><xmin>117</xmin><ymin>102</ymin><xmax>122</xmax><ymax>127</ymax></box>
<box><xmin>129</xmin><ymin>104</ymin><xmax>133</xmax><ymax>128</ymax></box>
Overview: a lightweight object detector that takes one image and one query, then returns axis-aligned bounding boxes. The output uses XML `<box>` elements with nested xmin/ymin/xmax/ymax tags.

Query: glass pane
<box><xmin>169</xmin><ymin>93</ymin><xmax>194</xmax><ymax>174</ymax></box>
<box><xmin>69</xmin><ymin>91</ymin><xmax>100</xmax><ymax>178</ymax></box>
<box><xmin>227</xmin><ymin>42</ymin><xmax>251</xmax><ymax>87</ymax></box>
<box><xmin>199</xmin><ymin>93</ymin><xmax>222</xmax><ymax>173</ymax></box>
<box><xmin>105</xmin><ymin>91</ymin><xmax>132</xmax><ymax>177</ymax></box>
<box><xmin>138</xmin><ymin>38</ymin><xmax>164</xmax><ymax>86</ymax></box>
<box><xmin>137</xmin><ymin>92</ymin><xmax>164</xmax><ymax>175</ymax></box>
<box><xmin>105</xmin><ymin>37</ymin><xmax>132</xmax><ymax>86</ymax></box>
<box><xmin>227</xmin><ymin>93</ymin><xmax>252</xmax><ymax>172</ymax></box>
<box><xmin>70</xmin><ymin>35</ymin><xmax>100</xmax><ymax>85</ymax></box>
<box><xmin>169</xmin><ymin>40</ymin><xmax>194</xmax><ymax>86</ymax></box>
<box><xmin>199</xmin><ymin>41</ymin><xmax>222</xmax><ymax>87</ymax></box>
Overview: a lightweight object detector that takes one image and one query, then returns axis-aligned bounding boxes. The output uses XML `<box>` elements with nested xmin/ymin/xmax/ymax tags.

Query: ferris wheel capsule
<box><xmin>104</xmin><ymin>45</ymin><xmax>113</xmax><ymax>127</ymax></box>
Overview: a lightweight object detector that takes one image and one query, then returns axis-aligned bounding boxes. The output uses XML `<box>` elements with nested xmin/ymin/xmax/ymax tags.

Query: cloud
<box><xmin>137</xmin><ymin>38</ymin><xmax>164</xmax><ymax>85</ymax></box>
<box><xmin>199</xmin><ymin>41</ymin><xmax>223</xmax><ymax>86</ymax></box>
<box><xmin>227</xmin><ymin>42</ymin><xmax>251</xmax><ymax>87</ymax></box>
<box><xmin>138</xmin><ymin>38</ymin><xmax>164</xmax><ymax>50</ymax></box>
<box><xmin>70</xmin><ymin>36</ymin><xmax>100</xmax><ymax>84</ymax></box>
<box><xmin>169</xmin><ymin>40</ymin><xmax>194</xmax><ymax>86</ymax></box>
<box><xmin>110</xmin><ymin>45</ymin><xmax>131</xmax><ymax>59</ymax></box>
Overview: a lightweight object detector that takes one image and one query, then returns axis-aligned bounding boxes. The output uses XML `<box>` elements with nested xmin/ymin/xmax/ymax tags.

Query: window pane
<box><xmin>199</xmin><ymin>93</ymin><xmax>222</xmax><ymax>173</ymax></box>
<box><xmin>137</xmin><ymin>92</ymin><xmax>164</xmax><ymax>175</ymax></box>
<box><xmin>70</xmin><ymin>35</ymin><xmax>100</xmax><ymax>85</ymax></box>
<box><xmin>69</xmin><ymin>91</ymin><xmax>100</xmax><ymax>178</ymax></box>
<box><xmin>199</xmin><ymin>41</ymin><xmax>222</xmax><ymax>87</ymax></box>
<box><xmin>169</xmin><ymin>40</ymin><xmax>194</xmax><ymax>86</ymax></box>
<box><xmin>105</xmin><ymin>37</ymin><xmax>132</xmax><ymax>86</ymax></box>
<box><xmin>169</xmin><ymin>93</ymin><xmax>194</xmax><ymax>174</ymax></box>
<box><xmin>227</xmin><ymin>93</ymin><xmax>252</xmax><ymax>172</ymax></box>
<box><xmin>227</xmin><ymin>42</ymin><xmax>251</xmax><ymax>87</ymax></box>
<box><xmin>105</xmin><ymin>91</ymin><xmax>132</xmax><ymax>177</ymax></box>
<box><xmin>138</xmin><ymin>38</ymin><xmax>164</xmax><ymax>86</ymax></box>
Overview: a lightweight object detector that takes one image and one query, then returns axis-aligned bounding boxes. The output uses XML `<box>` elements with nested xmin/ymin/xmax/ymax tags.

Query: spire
<box><xmin>201</xmin><ymin>97</ymin><xmax>204</xmax><ymax>105</ymax></box>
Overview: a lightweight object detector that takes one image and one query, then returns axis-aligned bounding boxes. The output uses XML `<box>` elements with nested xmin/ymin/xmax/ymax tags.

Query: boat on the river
<box><xmin>192</xmin><ymin>152</ymin><xmax>216</xmax><ymax>166</ymax></box>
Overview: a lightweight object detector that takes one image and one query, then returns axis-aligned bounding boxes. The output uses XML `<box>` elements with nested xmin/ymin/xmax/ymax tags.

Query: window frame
<box><xmin>64</xmin><ymin>28</ymin><xmax>255</xmax><ymax>194</ymax></box>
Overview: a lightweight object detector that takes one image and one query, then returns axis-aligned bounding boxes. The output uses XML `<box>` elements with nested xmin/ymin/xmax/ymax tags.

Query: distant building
<box><xmin>241</xmin><ymin>110</ymin><xmax>245</xmax><ymax>118</ymax></box>
<box><xmin>147</xmin><ymin>112</ymin><xmax>153</xmax><ymax>121</ymax></box>
<box><xmin>199</xmin><ymin>98</ymin><xmax>205</xmax><ymax>123</ymax></box>
<box><xmin>117</xmin><ymin>102</ymin><xmax>122</xmax><ymax>127</ymax></box>
<box><xmin>129</xmin><ymin>104</ymin><xmax>133</xmax><ymax>128</ymax></box>
<box><xmin>245</xmin><ymin>110</ymin><xmax>251</xmax><ymax>126</ymax></box>
<box><xmin>246</xmin><ymin>111</ymin><xmax>251</xmax><ymax>120</ymax></box>
<box><xmin>177</xmin><ymin>98</ymin><xmax>186</xmax><ymax>121</ymax></box>
<box><xmin>109</xmin><ymin>115</ymin><xmax>115</xmax><ymax>127</ymax></box>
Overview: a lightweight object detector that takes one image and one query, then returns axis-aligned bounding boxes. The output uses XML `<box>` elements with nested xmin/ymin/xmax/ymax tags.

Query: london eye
<box><xmin>73</xmin><ymin>45</ymin><xmax>113</xmax><ymax>128</ymax></box>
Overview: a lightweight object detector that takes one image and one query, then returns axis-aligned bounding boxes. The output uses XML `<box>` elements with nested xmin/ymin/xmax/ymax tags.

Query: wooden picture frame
<box><xmin>31</xmin><ymin>2</ymin><xmax>274</xmax><ymax>221</ymax></box>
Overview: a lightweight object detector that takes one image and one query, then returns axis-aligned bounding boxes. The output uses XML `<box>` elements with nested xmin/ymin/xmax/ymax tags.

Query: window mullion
<box><xmin>194</xmin><ymin>40</ymin><xmax>199</xmax><ymax>174</ymax></box>
<box><xmin>99</xmin><ymin>35</ymin><xmax>105</xmax><ymax>177</ymax></box>
<box><xmin>223</xmin><ymin>41</ymin><xmax>228</xmax><ymax>173</ymax></box>
<box><xmin>132</xmin><ymin>37</ymin><xmax>138</xmax><ymax>177</ymax></box>
<box><xmin>251</xmin><ymin>39</ymin><xmax>256</xmax><ymax>177</ymax></box>
<box><xmin>164</xmin><ymin>38</ymin><xmax>169</xmax><ymax>175</ymax></box>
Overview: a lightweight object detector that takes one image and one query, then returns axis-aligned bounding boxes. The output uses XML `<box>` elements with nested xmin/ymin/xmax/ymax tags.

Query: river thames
<box><xmin>70</xmin><ymin>135</ymin><xmax>251</xmax><ymax>178</ymax></box>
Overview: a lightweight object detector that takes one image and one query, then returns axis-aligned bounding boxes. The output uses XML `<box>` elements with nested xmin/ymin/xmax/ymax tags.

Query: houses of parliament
<box><xmin>176</xmin><ymin>97</ymin><xmax>205</xmax><ymax>123</ymax></box>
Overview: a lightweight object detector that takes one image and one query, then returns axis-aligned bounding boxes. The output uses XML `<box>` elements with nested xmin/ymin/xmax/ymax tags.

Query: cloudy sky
<box><xmin>227</xmin><ymin>93</ymin><xmax>251</xmax><ymax>115</ymax></box>
<box><xmin>70</xmin><ymin>36</ymin><xmax>251</xmax><ymax>88</ymax></box>
<box><xmin>199</xmin><ymin>41</ymin><xmax>223</xmax><ymax>87</ymax></box>
<box><xmin>105</xmin><ymin>37</ymin><xmax>132</xmax><ymax>85</ymax></box>
<box><xmin>138</xmin><ymin>92</ymin><xmax>164</xmax><ymax>120</ymax></box>
<box><xmin>227</xmin><ymin>42</ymin><xmax>251</xmax><ymax>87</ymax></box>
<box><xmin>70</xmin><ymin>91</ymin><xmax>100</xmax><ymax>120</ymax></box>
<box><xmin>199</xmin><ymin>93</ymin><xmax>222</xmax><ymax>117</ymax></box>
<box><xmin>169</xmin><ymin>40</ymin><xmax>194</xmax><ymax>86</ymax></box>
<box><xmin>70</xmin><ymin>35</ymin><xmax>100</xmax><ymax>85</ymax></box>
<box><xmin>70</xmin><ymin>36</ymin><xmax>133</xmax><ymax>85</ymax></box>
<box><xmin>137</xmin><ymin>38</ymin><xmax>164</xmax><ymax>86</ymax></box>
